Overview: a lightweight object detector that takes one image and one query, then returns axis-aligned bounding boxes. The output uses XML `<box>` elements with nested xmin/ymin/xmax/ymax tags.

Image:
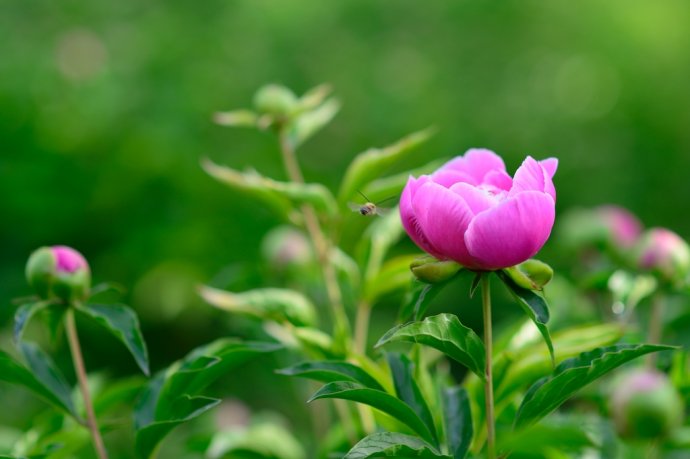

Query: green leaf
<box><xmin>362</xmin><ymin>159</ymin><xmax>447</xmax><ymax>204</ymax></box>
<box><xmin>344</xmin><ymin>432</ymin><xmax>450</xmax><ymax>458</ymax></box>
<box><xmin>212</xmin><ymin>109</ymin><xmax>259</xmax><ymax>127</ymax></box>
<box><xmin>202</xmin><ymin>158</ymin><xmax>338</xmax><ymax>217</ymax></box>
<box><xmin>442</xmin><ymin>387</ymin><xmax>472</xmax><ymax>459</ymax></box>
<box><xmin>308</xmin><ymin>381</ymin><xmax>436</xmax><ymax>445</ymax></box>
<box><xmin>206</xmin><ymin>417</ymin><xmax>306</xmax><ymax>459</ymax></box>
<box><xmin>199</xmin><ymin>285</ymin><xmax>317</xmax><ymax>327</ymax></box>
<box><xmin>514</xmin><ymin>344</ymin><xmax>675</xmax><ymax>428</ymax></box>
<box><xmin>14</xmin><ymin>301</ymin><xmax>51</xmax><ymax>343</ymax></box>
<box><xmin>0</xmin><ymin>347</ymin><xmax>76</xmax><ymax>418</ymax></box>
<box><xmin>387</xmin><ymin>353</ymin><xmax>437</xmax><ymax>445</ymax></box>
<box><xmin>134</xmin><ymin>339</ymin><xmax>280</xmax><ymax>459</ymax></box>
<box><xmin>498</xmin><ymin>419</ymin><xmax>595</xmax><ymax>457</ymax></box>
<box><xmin>399</xmin><ymin>282</ymin><xmax>448</xmax><ymax>322</ymax></box>
<box><xmin>498</xmin><ymin>270</ymin><xmax>555</xmax><ymax>366</ymax></box>
<box><xmin>77</xmin><ymin>303</ymin><xmax>149</xmax><ymax>376</ymax></box>
<box><xmin>338</xmin><ymin>128</ymin><xmax>436</xmax><ymax>205</ymax></box>
<box><xmin>289</xmin><ymin>98</ymin><xmax>340</xmax><ymax>147</ymax></box>
<box><xmin>277</xmin><ymin>361</ymin><xmax>385</xmax><ymax>391</ymax></box>
<box><xmin>136</xmin><ymin>395</ymin><xmax>221</xmax><ymax>459</ymax></box>
<box><xmin>376</xmin><ymin>314</ymin><xmax>486</xmax><ymax>381</ymax></box>
<box><xmin>358</xmin><ymin>205</ymin><xmax>405</xmax><ymax>284</ymax></box>
<box><xmin>363</xmin><ymin>255</ymin><xmax>416</xmax><ymax>304</ymax></box>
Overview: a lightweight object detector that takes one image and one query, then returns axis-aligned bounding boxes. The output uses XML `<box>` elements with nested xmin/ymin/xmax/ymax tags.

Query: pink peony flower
<box><xmin>400</xmin><ymin>149</ymin><xmax>557</xmax><ymax>270</ymax></box>
<box><xmin>597</xmin><ymin>205</ymin><xmax>642</xmax><ymax>249</ymax></box>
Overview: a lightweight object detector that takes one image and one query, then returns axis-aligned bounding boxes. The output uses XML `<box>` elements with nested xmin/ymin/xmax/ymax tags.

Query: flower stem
<box><xmin>481</xmin><ymin>274</ymin><xmax>496</xmax><ymax>459</ymax></box>
<box><xmin>65</xmin><ymin>308</ymin><xmax>109</xmax><ymax>459</ymax></box>
<box><xmin>278</xmin><ymin>130</ymin><xmax>351</xmax><ymax>341</ymax></box>
<box><xmin>354</xmin><ymin>300</ymin><xmax>371</xmax><ymax>355</ymax></box>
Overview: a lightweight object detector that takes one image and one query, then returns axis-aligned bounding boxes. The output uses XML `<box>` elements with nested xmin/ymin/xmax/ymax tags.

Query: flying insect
<box><xmin>348</xmin><ymin>191</ymin><xmax>395</xmax><ymax>217</ymax></box>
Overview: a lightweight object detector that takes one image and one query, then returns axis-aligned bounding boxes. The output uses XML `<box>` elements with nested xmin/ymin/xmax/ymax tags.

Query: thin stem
<box><xmin>647</xmin><ymin>293</ymin><xmax>664</xmax><ymax>368</ymax></box>
<box><xmin>481</xmin><ymin>275</ymin><xmax>496</xmax><ymax>459</ymax></box>
<box><xmin>278</xmin><ymin>130</ymin><xmax>350</xmax><ymax>339</ymax></box>
<box><xmin>65</xmin><ymin>308</ymin><xmax>109</xmax><ymax>459</ymax></box>
<box><xmin>354</xmin><ymin>300</ymin><xmax>371</xmax><ymax>355</ymax></box>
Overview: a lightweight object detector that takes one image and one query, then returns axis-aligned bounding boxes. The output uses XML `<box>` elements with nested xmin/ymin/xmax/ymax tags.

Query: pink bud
<box><xmin>636</xmin><ymin>228</ymin><xmax>690</xmax><ymax>286</ymax></box>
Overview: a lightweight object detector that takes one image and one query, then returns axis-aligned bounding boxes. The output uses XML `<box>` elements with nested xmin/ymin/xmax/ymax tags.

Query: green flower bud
<box><xmin>26</xmin><ymin>246</ymin><xmax>91</xmax><ymax>303</ymax></box>
<box><xmin>410</xmin><ymin>256</ymin><xmax>461</xmax><ymax>284</ymax></box>
<box><xmin>610</xmin><ymin>369</ymin><xmax>683</xmax><ymax>439</ymax></box>
<box><xmin>636</xmin><ymin>228</ymin><xmax>690</xmax><ymax>288</ymax></box>
<box><xmin>253</xmin><ymin>84</ymin><xmax>297</xmax><ymax>118</ymax></box>
<box><xmin>503</xmin><ymin>259</ymin><xmax>553</xmax><ymax>290</ymax></box>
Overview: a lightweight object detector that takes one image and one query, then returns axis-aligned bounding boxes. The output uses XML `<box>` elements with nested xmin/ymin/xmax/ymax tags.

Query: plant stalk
<box><xmin>481</xmin><ymin>275</ymin><xmax>496</xmax><ymax>459</ymax></box>
<box><xmin>65</xmin><ymin>308</ymin><xmax>109</xmax><ymax>459</ymax></box>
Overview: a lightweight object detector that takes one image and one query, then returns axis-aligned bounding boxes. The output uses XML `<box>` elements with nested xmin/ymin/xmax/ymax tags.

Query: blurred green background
<box><xmin>2</xmin><ymin>0</ymin><xmax>690</xmax><ymax>438</ymax></box>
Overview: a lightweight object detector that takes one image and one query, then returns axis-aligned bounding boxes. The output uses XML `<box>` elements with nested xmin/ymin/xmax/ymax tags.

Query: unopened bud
<box><xmin>503</xmin><ymin>259</ymin><xmax>553</xmax><ymax>290</ymax></box>
<box><xmin>253</xmin><ymin>84</ymin><xmax>297</xmax><ymax>118</ymax></box>
<box><xmin>610</xmin><ymin>369</ymin><xmax>683</xmax><ymax>439</ymax></box>
<box><xmin>261</xmin><ymin>226</ymin><xmax>313</xmax><ymax>271</ymax></box>
<box><xmin>636</xmin><ymin>228</ymin><xmax>690</xmax><ymax>288</ymax></box>
<box><xmin>410</xmin><ymin>256</ymin><xmax>461</xmax><ymax>284</ymax></box>
<box><xmin>26</xmin><ymin>246</ymin><xmax>91</xmax><ymax>303</ymax></box>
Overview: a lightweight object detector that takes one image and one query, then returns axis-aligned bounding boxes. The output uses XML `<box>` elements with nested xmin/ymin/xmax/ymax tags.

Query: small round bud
<box><xmin>610</xmin><ymin>369</ymin><xmax>683</xmax><ymax>439</ymax></box>
<box><xmin>410</xmin><ymin>256</ymin><xmax>461</xmax><ymax>284</ymax></box>
<box><xmin>261</xmin><ymin>226</ymin><xmax>313</xmax><ymax>271</ymax></box>
<box><xmin>253</xmin><ymin>84</ymin><xmax>297</xmax><ymax>118</ymax></box>
<box><xmin>559</xmin><ymin>206</ymin><xmax>642</xmax><ymax>254</ymax></box>
<box><xmin>26</xmin><ymin>245</ymin><xmax>91</xmax><ymax>302</ymax></box>
<box><xmin>503</xmin><ymin>259</ymin><xmax>553</xmax><ymax>290</ymax></box>
<box><xmin>636</xmin><ymin>228</ymin><xmax>690</xmax><ymax>288</ymax></box>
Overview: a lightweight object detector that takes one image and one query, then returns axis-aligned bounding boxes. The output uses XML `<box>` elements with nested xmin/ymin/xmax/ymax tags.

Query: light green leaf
<box><xmin>202</xmin><ymin>158</ymin><xmax>337</xmax><ymax>217</ymax></box>
<box><xmin>338</xmin><ymin>128</ymin><xmax>436</xmax><ymax>205</ymax></box>
<box><xmin>498</xmin><ymin>270</ymin><xmax>554</xmax><ymax>366</ymax></box>
<box><xmin>362</xmin><ymin>159</ymin><xmax>447</xmax><ymax>204</ymax></box>
<box><xmin>358</xmin><ymin>205</ymin><xmax>404</xmax><ymax>284</ymax></box>
<box><xmin>200</xmin><ymin>285</ymin><xmax>317</xmax><ymax>327</ymax></box>
<box><xmin>376</xmin><ymin>314</ymin><xmax>486</xmax><ymax>381</ymax></box>
<box><xmin>212</xmin><ymin>109</ymin><xmax>258</xmax><ymax>127</ymax></box>
<box><xmin>13</xmin><ymin>301</ymin><xmax>51</xmax><ymax>343</ymax></box>
<box><xmin>207</xmin><ymin>418</ymin><xmax>306</xmax><ymax>459</ymax></box>
<box><xmin>77</xmin><ymin>303</ymin><xmax>149</xmax><ymax>376</ymax></box>
<box><xmin>309</xmin><ymin>381</ymin><xmax>436</xmax><ymax>445</ymax></box>
<box><xmin>0</xmin><ymin>346</ymin><xmax>76</xmax><ymax>418</ymax></box>
<box><xmin>344</xmin><ymin>432</ymin><xmax>449</xmax><ymax>458</ymax></box>
<box><xmin>363</xmin><ymin>255</ymin><xmax>416</xmax><ymax>304</ymax></box>
<box><xmin>442</xmin><ymin>387</ymin><xmax>472</xmax><ymax>459</ymax></box>
<box><xmin>278</xmin><ymin>360</ymin><xmax>385</xmax><ymax>391</ymax></box>
<box><xmin>289</xmin><ymin>98</ymin><xmax>340</xmax><ymax>147</ymax></box>
<box><xmin>515</xmin><ymin>344</ymin><xmax>675</xmax><ymax>428</ymax></box>
<box><xmin>387</xmin><ymin>353</ymin><xmax>438</xmax><ymax>445</ymax></box>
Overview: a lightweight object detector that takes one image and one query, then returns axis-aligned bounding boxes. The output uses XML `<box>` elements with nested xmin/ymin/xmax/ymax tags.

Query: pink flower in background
<box><xmin>636</xmin><ymin>227</ymin><xmax>690</xmax><ymax>285</ymax></box>
<box><xmin>400</xmin><ymin>149</ymin><xmax>557</xmax><ymax>270</ymax></box>
<box><xmin>597</xmin><ymin>206</ymin><xmax>642</xmax><ymax>249</ymax></box>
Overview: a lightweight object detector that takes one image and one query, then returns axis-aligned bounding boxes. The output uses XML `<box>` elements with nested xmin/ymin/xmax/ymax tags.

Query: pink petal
<box><xmin>510</xmin><ymin>156</ymin><xmax>556</xmax><ymax>201</ymax></box>
<box><xmin>464</xmin><ymin>191</ymin><xmax>555</xmax><ymax>270</ymax></box>
<box><xmin>431</xmin><ymin>170</ymin><xmax>477</xmax><ymax>188</ymax></box>
<box><xmin>450</xmin><ymin>182</ymin><xmax>496</xmax><ymax>214</ymax></box>
<box><xmin>400</xmin><ymin>176</ymin><xmax>444</xmax><ymax>258</ymax></box>
<box><xmin>438</xmin><ymin>149</ymin><xmax>506</xmax><ymax>183</ymax></box>
<box><xmin>412</xmin><ymin>182</ymin><xmax>477</xmax><ymax>267</ymax></box>
<box><xmin>52</xmin><ymin>246</ymin><xmax>89</xmax><ymax>273</ymax></box>
<box><xmin>540</xmin><ymin>158</ymin><xmax>558</xmax><ymax>178</ymax></box>
<box><xmin>483</xmin><ymin>170</ymin><xmax>513</xmax><ymax>191</ymax></box>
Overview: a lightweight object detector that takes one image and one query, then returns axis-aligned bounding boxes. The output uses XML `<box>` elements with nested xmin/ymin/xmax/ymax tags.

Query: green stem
<box><xmin>647</xmin><ymin>293</ymin><xmax>664</xmax><ymax>368</ymax></box>
<box><xmin>481</xmin><ymin>275</ymin><xmax>496</xmax><ymax>459</ymax></box>
<box><xmin>65</xmin><ymin>308</ymin><xmax>109</xmax><ymax>459</ymax></box>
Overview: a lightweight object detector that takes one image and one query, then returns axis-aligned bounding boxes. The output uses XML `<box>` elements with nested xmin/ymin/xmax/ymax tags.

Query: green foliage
<box><xmin>308</xmin><ymin>381</ymin><xmax>437</xmax><ymax>445</ymax></box>
<box><xmin>13</xmin><ymin>301</ymin><xmax>51</xmax><ymax>343</ymax></box>
<box><xmin>278</xmin><ymin>360</ymin><xmax>385</xmax><ymax>391</ymax></box>
<box><xmin>442</xmin><ymin>387</ymin><xmax>472</xmax><ymax>459</ymax></box>
<box><xmin>134</xmin><ymin>339</ymin><xmax>280</xmax><ymax>459</ymax></box>
<box><xmin>344</xmin><ymin>432</ymin><xmax>449</xmax><ymax>458</ymax></box>
<box><xmin>399</xmin><ymin>282</ymin><xmax>449</xmax><ymax>322</ymax></box>
<box><xmin>515</xmin><ymin>344</ymin><xmax>674</xmax><ymax>428</ymax></box>
<box><xmin>76</xmin><ymin>303</ymin><xmax>150</xmax><ymax>375</ymax></box>
<box><xmin>376</xmin><ymin>314</ymin><xmax>486</xmax><ymax>381</ymax></box>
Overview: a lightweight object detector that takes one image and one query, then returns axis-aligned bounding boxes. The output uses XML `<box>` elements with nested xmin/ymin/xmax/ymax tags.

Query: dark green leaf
<box><xmin>0</xmin><ymin>345</ymin><xmax>75</xmax><ymax>417</ymax></box>
<box><xmin>442</xmin><ymin>387</ymin><xmax>472</xmax><ymax>459</ymax></box>
<box><xmin>377</xmin><ymin>314</ymin><xmax>486</xmax><ymax>381</ymax></box>
<box><xmin>308</xmin><ymin>381</ymin><xmax>436</xmax><ymax>445</ymax></box>
<box><xmin>498</xmin><ymin>270</ymin><xmax>554</xmax><ymax>366</ymax></box>
<box><xmin>199</xmin><ymin>285</ymin><xmax>317</xmax><ymax>327</ymax></box>
<box><xmin>387</xmin><ymin>353</ymin><xmax>437</xmax><ymax>445</ymax></box>
<box><xmin>338</xmin><ymin>128</ymin><xmax>436</xmax><ymax>205</ymax></box>
<box><xmin>136</xmin><ymin>395</ymin><xmax>220</xmax><ymax>459</ymax></box>
<box><xmin>277</xmin><ymin>361</ymin><xmax>385</xmax><ymax>391</ymax></box>
<box><xmin>344</xmin><ymin>432</ymin><xmax>450</xmax><ymax>458</ymax></box>
<box><xmin>399</xmin><ymin>282</ymin><xmax>448</xmax><ymax>322</ymax></box>
<box><xmin>78</xmin><ymin>303</ymin><xmax>149</xmax><ymax>376</ymax></box>
<box><xmin>469</xmin><ymin>273</ymin><xmax>481</xmax><ymax>299</ymax></box>
<box><xmin>515</xmin><ymin>344</ymin><xmax>675</xmax><ymax>428</ymax></box>
<box><xmin>13</xmin><ymin>301</ymin><xmax>50</xmax><ymax>343</ymax></box>
<box><xmin>134</xmin><ymin>339</ymin><xmax>280</xmax><ymax>459</ymax></box>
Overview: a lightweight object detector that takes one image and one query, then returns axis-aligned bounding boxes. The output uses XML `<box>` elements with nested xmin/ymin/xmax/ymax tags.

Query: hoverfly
<box><xmin>348</xmin><ymin>191</ymin><xmax>396</xmax><ymax>217</ymax></box>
